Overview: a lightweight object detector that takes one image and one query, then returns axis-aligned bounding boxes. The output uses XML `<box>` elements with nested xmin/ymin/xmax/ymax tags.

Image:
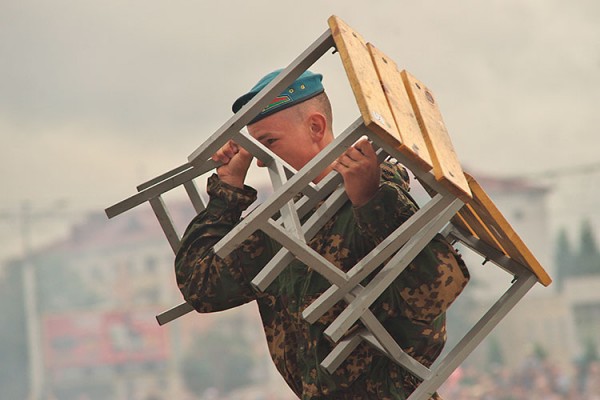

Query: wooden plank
<box><xmin>367</xmin><ymin>43</ymin><xmax>433</xmax><ymax>173</ymax></box>
<box><xmin>401</xmin><ymin>70</ymin><xmax>472</xmax><ymax>202</ymax></box>
<box><xmin>451</xmin><ymin>212</ymin><xmax>478</xmax><ymax>239</ymax></box>
<box><xmin>465</xmin><ymin>174</ymin><xmax>552</xmax><ymax>286</ymax></box>
<box><xmin>458</xmin><ymin>204</ymin><xmax>508</xmax><ymax>256</ymax></box>
<box><xmin>468</xmin><ymin>199</ymin><xmax>527</xmax><ymax>267</ymax></box>
<box><xmin>328</xmin><ymin>15</ymin><xmax>398</xmax><ymax>139</ymax></box>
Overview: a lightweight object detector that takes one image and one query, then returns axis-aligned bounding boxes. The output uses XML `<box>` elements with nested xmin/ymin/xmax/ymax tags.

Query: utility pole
<box><xmin>20</xmin><ymin>201</ymin><xmax>44</xmax><ymax>400</ymax></box>
<box><xmin>0</xmin><ymin>199</ymin><xmax>69</xmax><ymax>400</ymax></box>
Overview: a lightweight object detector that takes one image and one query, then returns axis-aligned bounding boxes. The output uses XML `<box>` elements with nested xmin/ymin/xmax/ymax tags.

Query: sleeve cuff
<box><xmin>352</xmin><ymin>184</ymin><xmax>390</xmax><ymax>227</ymax></box>
<box><xmin>205</xmin><ymin>174</ymin><xmax>258</xmax><ymax>221</ymax></box>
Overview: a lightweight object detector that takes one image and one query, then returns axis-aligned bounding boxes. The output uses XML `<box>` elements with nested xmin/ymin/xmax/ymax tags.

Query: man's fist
<box><xmin>211</xmin><ymin>140</ymin><xmax>253</xmax><ymax>188</ymax></box>
<box><xmin>332</xmin><ymin>138</ymin><xmax>380</xmax><ymax>207</ymax></box>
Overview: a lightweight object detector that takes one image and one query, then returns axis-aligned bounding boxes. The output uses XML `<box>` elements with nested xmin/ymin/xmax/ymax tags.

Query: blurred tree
<box><xmin>532</xmin><ymin>342</ymin><xmax>548</xmax><ymax>361</ymax></box>
<box><xmin>577</xmin><ymin>338</ymin><xmax>600</xmax><ymax>394</ymax></box>
<box><xmin>575</xmin><ymin>219</ymin><xmax>600</xmax><ymax>276</ymax></box>
<box><xmin>486</xmin><ymin>336</ymin><xmax>505</xmax><ymax>370</ymax></box>
<box><xmin>181</xmin><ymin>319</ymin><xmax>257</xmax><ymax>397</ymax></box>
<box><xmin>581</xmin><ymin>338</ymin><xmax>599</xmax><ymax>364</ymax></box>
<box><xmin>0</xmin><ymin>261</ymin><xmax>29</xmax><ymax>400</ymax></box>
<box><xmin>554</xmin><ymin>227</ymin><xmax>573</xmax><ymax>290</ymax></box>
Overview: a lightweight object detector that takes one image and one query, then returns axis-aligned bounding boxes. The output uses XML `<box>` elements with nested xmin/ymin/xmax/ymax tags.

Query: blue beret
<box><xmin>232</xmin><ymin>69</ymin><xmax>324</xmax><ymax>124</ymax></box>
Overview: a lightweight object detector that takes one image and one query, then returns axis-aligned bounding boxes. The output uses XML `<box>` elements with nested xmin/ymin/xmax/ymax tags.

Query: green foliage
<box><xmin>576</xmin><ymin>220</ymin><xmax>600</xmax><ymax>276</ymax></box>
<box><xmin>554</xmin><ymin>228</ymin><xmax>572</xmax><ymax>289</ymax></box>
<box><xmin>487</xmin><ymin>336</ymin><xmax>505</xmax><ymax>369</ymax></box>
<box><xmin>555</xmin><ymin>219</ymin><xmax>600</xmax><ymax>281</ymax></box>
<box><xmin>532</xmin><ymin>342</ymin><xmax>548</xmax><ymax>361</ymax></box>
<box><xmin>581</xmin><ymin>338</ymin><xmax>599</xmax><ymax>364</ymax></box>
<box><xmin>181</xmin><ymin>319</ymin><xmax>257</xmax><ymax>397</ymax></box>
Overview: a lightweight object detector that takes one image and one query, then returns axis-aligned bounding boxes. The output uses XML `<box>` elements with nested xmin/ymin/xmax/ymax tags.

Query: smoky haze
<box><xmin>1</xmin><ymin>0</ymin><xmax>599</xmax><ymax>250</ymax></box>
<box><xmin>1</xmin><ymin>2</ymin><xmax>600</xmax><ymax>399</ymax></box>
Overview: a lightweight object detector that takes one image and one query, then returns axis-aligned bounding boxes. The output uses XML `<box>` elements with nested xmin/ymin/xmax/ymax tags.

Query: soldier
<box><xmin>175</xmin><ymin>70</ymin><xmax>470</xmax><ymax>399</ymax></box>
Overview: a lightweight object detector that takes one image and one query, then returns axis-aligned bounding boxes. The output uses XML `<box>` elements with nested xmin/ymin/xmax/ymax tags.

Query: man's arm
<box><xmin>351</xmin><ymin>160</ymin><xmax>470</xmax><ymax>325</ymax></box>
<box><xmin>352</xmin><ymin>160</ymin><xmax>419</xmax><ymax>243</ymax></box>
<box><xmin>211</xmin><ymin>139</ymin><xmax>253</xmax><ymax>188</ymax></box>
<box><xmin>333</xmin><ymin>139</ymin><xmax>421</xmax><ymax>240</ymax></box>
<box><xmin>332</xmin><ymin>138</ymin><xmax>381</xmax><ymax>207</ymax></box>
<box><xmin>175</xmin><ymin>174</ymin><xmax>276</xmax><ymax>312</ymax></box>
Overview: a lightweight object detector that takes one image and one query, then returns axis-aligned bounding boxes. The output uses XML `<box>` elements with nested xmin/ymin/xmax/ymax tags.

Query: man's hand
<box><xmin>211</xmin><ymin>140</ymin><xmax>253</xmax><ymax>188</ymax></box>
<box><xmin>332</xmin><ymin>138</ymin><xmax>380</xmax><ymax>207</ymax></box>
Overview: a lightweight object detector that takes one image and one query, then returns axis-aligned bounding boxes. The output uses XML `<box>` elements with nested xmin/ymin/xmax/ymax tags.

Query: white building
<box><xmin>445</xmin><ymin>172</ymin><xmax>580</xmax><ymax>371</ymax></box>
<box><xmin>29</xmin><ymin>200</ymin><xmax>294</xmax><ymax>399</ymax></box>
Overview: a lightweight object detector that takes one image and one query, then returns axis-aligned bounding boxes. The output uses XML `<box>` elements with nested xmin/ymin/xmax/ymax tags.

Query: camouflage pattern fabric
<box><xmin>175</xmin><ymin>161</ymin><xmax>470</xmax><ymax>399</ymax></box>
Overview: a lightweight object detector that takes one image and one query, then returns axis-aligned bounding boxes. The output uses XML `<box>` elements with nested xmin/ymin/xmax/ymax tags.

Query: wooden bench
<box><xmin>105</xmin><ymin>15</ymin><xmax>551</xmax><ymax>400</ymax></box>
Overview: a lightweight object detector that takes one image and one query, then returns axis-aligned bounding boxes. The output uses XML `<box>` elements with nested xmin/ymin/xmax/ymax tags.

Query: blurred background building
<box><xmin>1</xmin><ymin>169</ymin><xmax>599</xmax><ymax>399</ymax></box>
<box><xmin>2</xmin><ymin>3</ymin><xmax>600</xmax><ymax>398</ymax></box>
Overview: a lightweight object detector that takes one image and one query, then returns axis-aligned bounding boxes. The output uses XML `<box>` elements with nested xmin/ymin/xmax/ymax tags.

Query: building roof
<box><xmin>469</xmin><ymin>169</ymin><xmax>551</xmax><ymax>195</ymax></box>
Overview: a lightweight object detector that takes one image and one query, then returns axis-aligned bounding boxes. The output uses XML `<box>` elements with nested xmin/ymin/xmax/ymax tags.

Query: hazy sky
<box><xmin>2</xmin><ymin>0</ymin><xmax>599</xmax><ymax>260</ymax></box>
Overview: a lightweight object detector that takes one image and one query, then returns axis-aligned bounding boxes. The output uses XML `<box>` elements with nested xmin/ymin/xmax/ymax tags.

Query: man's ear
<box><xmin>307</xmin><ymin>112</ymin><xmax>327</xmax><ymax>142</ymax></box>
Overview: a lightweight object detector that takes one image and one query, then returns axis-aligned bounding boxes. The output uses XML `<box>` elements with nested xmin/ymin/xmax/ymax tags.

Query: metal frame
<box><xmin>105</xmin><ymin>19</ymin><xmax>549</xmax><ymax>400</ymax></box>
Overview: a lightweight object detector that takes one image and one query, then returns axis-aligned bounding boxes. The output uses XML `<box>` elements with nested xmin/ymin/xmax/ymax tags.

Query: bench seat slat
<box><xmin>402</xmin><ymin>71</ymin><xmax>472</xmax><ymax>202</ymax></box>
<box><xmin>328</xmin><ymin>15</ymin><xmax>399</xmax><ymax>140</ymax></box>
<box><xmin>368</xmin><ymin>43</ymin><xmax>434</xmax><ymax>172</ymax></box>
<box><xmin>465</xmin><ymin>174</ymin><xmax>552</xmax><ymax>286</ymax></box>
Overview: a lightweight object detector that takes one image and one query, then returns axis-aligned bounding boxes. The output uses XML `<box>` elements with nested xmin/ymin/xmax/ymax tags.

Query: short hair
<box><xmin>296</xmin><ymin>92</ymin><xmax>333</xmax><ymax>132</ymax></box>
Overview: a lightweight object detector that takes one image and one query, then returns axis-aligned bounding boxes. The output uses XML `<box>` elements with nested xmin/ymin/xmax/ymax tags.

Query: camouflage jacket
<box><xmin>175</xmin><ymin>162</ymin><xmax>470</xmax><ymax>399</ymax></box>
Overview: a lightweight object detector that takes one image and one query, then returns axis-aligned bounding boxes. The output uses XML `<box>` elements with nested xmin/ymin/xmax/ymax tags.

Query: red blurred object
<box><xmin>43</xmin><ymin>309</ymin><xmax>170</xmax><ymax>369</ymax></box>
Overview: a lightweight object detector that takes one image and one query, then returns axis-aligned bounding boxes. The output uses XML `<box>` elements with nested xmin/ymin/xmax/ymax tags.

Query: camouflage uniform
<box><xmin>175</xmin><ymin>161</ymin><xmax>470</xmax><ymax>399</ymax></box>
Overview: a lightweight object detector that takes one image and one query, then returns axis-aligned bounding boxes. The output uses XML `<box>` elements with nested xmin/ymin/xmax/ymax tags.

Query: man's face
<box><xmin>247</xmin><ymin>106</ymin><xmax>321</xmax><ymax>171</ymax></box>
